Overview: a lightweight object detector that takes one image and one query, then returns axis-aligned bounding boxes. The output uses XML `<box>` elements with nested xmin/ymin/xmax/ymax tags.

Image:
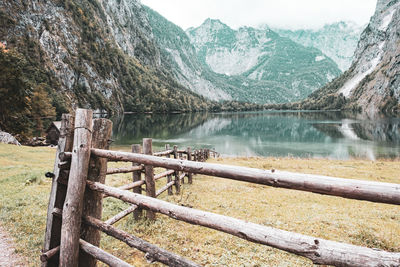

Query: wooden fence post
<box><xmin>166</xmin><ymin>144</ymin><xmax>173</xmax><ymax>195</ymax></box>
<box><xmin>60</xmin><ymin>108</ymin><xmax>93</xmax><ymax>267</ymax></box>
<box><xmin>132</xmin><ymin>144</ymin><xmax>143</xmax><ymax>220</ymax></box>
<box><xmin>173</xmin><ymin>145</ymin><xmax>180</xmax><ymax>194</ymax></box>
<box><xmin>186</xmin><ymin>147</ymin><xmax>193</xmax><ymax>184</ymax></box>
<box><xmin>143</xmin><ymin>138</ymin><xmax>155</xmax><ymax>220</ymax></box>
<box><xmin>42</xmin><ymin>114</ymin><xmax>74</xmax><ymax>267</ymax></box>
<box><xmin>80</xmin><ymin>118</ymin><xmax>112</xmax><ymax>267</ymax></box>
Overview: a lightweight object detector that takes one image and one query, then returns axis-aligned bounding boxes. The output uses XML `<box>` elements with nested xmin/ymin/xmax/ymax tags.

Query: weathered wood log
<box><xmin>90</xmin><ymin>148</ymin><xmax>400</xmax><ymax>205</ymax></box>
<box><xmin>52</xmin><ymin>207</ymin><xmax>63</xmax><ymax>217</ymax></box>
<box><xmin>153</xmin><ymin>150</ymin><xmax>174</xmax><ymax>157</ymax></box>
<box><xmin>106</xmin><ymin>165</ymin><xmax>143</xmax><ymax>175</ymax></box>
<box><xmin>40</xmin><ymin>246</ymin><xmax>60</xmax><ymax>262</ymax></box>
<box><xmin>60</xmin><ymin>108</ymin><xmax>93</xmax><ymax>267</ymax></box>
<box><xmin>180</xmin><ymin>154</ymin><xmax>185</xmax><ymax>184</ymax></box>
<box><xmin>156</xmin><ymin>181</ymin><xmax>175</xmax><ymax>197</ymax></box>
<box><xmin>143</xmin><ymin>138</ymin><xmax>155</xmax><ymax>220</ymax></box>
<box><xmin>187</xmin><ymin>147</ymin><xmax>193</xmax><ymax>184</ymax></box>
<box><xmin>165</xmin><ymin>144</ymin><xmax>173</xmax><ymax>196</ymax></box>
<box><xmin>80</xmin><ymin>118</ymin><xmax>112</xmax><ymax>267</ymax></box>
<box><xmin>56</xmin><ymin>170</ymin><xmax>69</xmax><ymax>185</ymax></box>
<box><xmin>105</xmin><ymin>205</ymin><xmax>138</xmax><ymax>225</ymax></box>
<box><xmin>59</xmin><ymin>152</ymin><xmax>72</xmax><ymax>161</ymax></box>
<box><xmin>173</xmin><ymin>145</ymin><xmax>180</xmax><ymax>194</ymax></box>
<box><xmin>179</xmin><ymin>173</ymin><xmax>186</xmax><ymax>182</ymax></box>
<box><xmin>104</xmin><ymin>181</ymin><xmax>145</xmax><ymax>199</ymax></box>
<box><xmin>58</xmin><ymin>161</ymin><xmax>70</xmax><ymax>170</ymax></box>
<box><xmin>154</xmin><ymin>170</ymin><xmax>175</xmax><ymax>181</ymax></box>
<box><xmin>116</xmin><ymin>180</ymin><xmax>146</xmax><ymax>191</ymax></box>
<box><xmin>43</xmin><ymin>114</ymin><xmax>74</xmax><ymax>267</ymax></box>
<box><xmin>79</xmin><ymin>239</ymin><xmax>133</xmax><ymax>267</ymax></box>
<box><xmin>132</xmin><ymin>144</ymin><xmax>143</xmax><ymax>220</ymax></box>
<box><xmin>87</xmin><ymin>181</ymin><xmax>400</xmax><ymax>267</ymax></box>
<box><xmin>82</xmin><ymin>215</ymin><xmax>200</xmax><ymax>267</ymax></box>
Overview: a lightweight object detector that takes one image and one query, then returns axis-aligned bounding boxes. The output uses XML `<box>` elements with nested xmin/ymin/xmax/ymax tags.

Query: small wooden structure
<box><xmin>41</xmin><ymin>109</ymin><xmax>400</xmax><ymax>267</ymax></box>
<box><xmin>45</xmin><ymin>121</ymin><xmax>61</xmax><ymax>145</ymax></box>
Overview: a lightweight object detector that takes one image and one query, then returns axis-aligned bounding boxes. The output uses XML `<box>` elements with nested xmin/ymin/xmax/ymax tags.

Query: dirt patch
<box><xmin>0</xmin><ymin>225</ymin><xmax>26</xmax><ymax>267</ymax></box>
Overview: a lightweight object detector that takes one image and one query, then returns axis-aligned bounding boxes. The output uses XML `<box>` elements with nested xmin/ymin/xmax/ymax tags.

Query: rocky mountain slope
<box><xmin>144</xmin><ymin>7</ymin><xmax>232</xmax><ymax>101</ymax></box>
<box><xmin>274</xmin><ymin>22</ymin><xmax>364</xmax><ymax>71</ymax></box>
<box><xmin>186</xmin><ymin>19</ymin><xmax>342</xmax><ymax>103</ymax></box>
<box><xmin>286</xmin><ymin>0</ymin><xmax>400</xmax><ymax>115</ymax></box>
<box><xmin>0</xmin><ymin>0</ymin><xmax>209</xmax><ymax>120</ymax></box>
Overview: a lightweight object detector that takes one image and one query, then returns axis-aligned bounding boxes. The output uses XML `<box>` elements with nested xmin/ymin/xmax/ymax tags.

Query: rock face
<box><xmin>296</xmin><ymin>0</ymin><xmax>400</xmax><ymax>115</ymax></box>
<box><xmin>0</xmin><ymin>0</ymin><xmax>208</xmax><ymax>114</ymax></box>
<box><xmin>0</xmin><ymin>131</ymin><xmax>21</xmax><ymax>146</ymax></box>
<box><xmin>144</xmin><ymin>7</ymin><xmax>231</xmax><ymax>101</ymax></box>
<box><xmin>274</xmin><ymin>21</ymin><xmax>364</xmax><ymax>72</ymax></box>
<box><xmin>186</xmin><ymin>19</ymin><xmax>342</xmax><ymax>103</ymax></box>
<box><xmin>344</xmin><ymin>0</ymin><xmax>400</xmax><ymax>115</ymax></box>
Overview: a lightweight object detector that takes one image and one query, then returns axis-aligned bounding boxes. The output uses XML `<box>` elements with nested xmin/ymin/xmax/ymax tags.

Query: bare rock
<box><xmin>0</xmin><ymin>131</ymin><xmax>21</xmax><ymax>146</ymax></box>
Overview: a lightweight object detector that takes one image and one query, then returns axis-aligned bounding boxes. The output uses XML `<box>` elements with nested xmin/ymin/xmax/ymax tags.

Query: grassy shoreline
<box><xmin>1</xmin><ymin>143</ymin><xmax>399</xmax><ymax>266</ymax></box>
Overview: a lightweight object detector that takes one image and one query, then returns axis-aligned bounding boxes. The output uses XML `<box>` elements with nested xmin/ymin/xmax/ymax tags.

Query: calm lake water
<box><xmin>111</xmin><ymin>111</ymin><xmax>400</xmax><ymax>160</ymax></box>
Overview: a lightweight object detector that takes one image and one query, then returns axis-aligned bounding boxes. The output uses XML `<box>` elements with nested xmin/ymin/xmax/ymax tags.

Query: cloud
<box><xmin>141</xmin><ymin>0</ymin><xmax>377</xmax><ymax>30</ymax></box>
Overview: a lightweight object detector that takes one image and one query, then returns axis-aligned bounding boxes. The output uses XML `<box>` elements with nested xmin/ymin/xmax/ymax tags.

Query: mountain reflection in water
<box><xmin>111</xmin><ymin>111</ymin><xmax>400</xmax><ymax>160</ymax></box>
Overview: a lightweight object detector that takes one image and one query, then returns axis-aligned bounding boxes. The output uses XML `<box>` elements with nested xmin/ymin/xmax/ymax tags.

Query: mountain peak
<box><xmin>201</xmin><ymin>18</ymin><xmax>231</xmax><ymax>30</ymax></box>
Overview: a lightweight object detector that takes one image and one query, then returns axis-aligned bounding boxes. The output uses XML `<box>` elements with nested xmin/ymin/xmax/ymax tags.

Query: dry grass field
<box><xmin>0</xmin><ymin>143</ymin><xmax>399</xmax><ymax>266</ymax></box>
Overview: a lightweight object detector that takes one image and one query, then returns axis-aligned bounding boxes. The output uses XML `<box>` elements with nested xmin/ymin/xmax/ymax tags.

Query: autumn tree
<box><xmin>30</xmin><ymin>83</ymin><xmax>56</xmax><ymax>136</ymax></box>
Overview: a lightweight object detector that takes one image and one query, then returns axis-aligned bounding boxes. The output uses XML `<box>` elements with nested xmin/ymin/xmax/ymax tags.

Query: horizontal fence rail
<box><xmin>82</xmin><ymin>215</ymin><xmax>200</xmax><ymax>267</ymax></box>
<box><xmin>87</xmin><ymin>181</ymin><xmax>400</xmax><ymax>267</ymax></box>
<box><xmin>42</xmin><ymin>109</ymin><xmax>400</xmax><ymax>267</ymax></box>
<box><xmin>79</xmin><ymin>239</ymin><xmax>133</xmax><ymax>267</ymax></box>
<box><xmin>50</xmin><ymin>208</ymin><xmax>199</xmax><ymax>267</ymax></box>
<box><xmin>91</xmin><ymin>148</ymin><xmax>400</xmax><ymax>205</ymax></box>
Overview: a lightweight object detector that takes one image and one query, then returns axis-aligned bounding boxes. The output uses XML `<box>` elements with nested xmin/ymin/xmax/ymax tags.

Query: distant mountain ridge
<box><xmin>184</xmin><ymin>18</ymin><xmax>342</xmax><ymax>103</ymax></box>
<box><xmin>273</xmin><ymin>21</ymin><xmax>364</xmax><ymax>71</ymax></box>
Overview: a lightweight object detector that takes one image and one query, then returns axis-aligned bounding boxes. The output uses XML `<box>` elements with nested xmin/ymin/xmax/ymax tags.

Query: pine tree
<box><xmin>0</xmin><ymin>44</ymin><xmax>32</xmax><ymax>136</ymax></box>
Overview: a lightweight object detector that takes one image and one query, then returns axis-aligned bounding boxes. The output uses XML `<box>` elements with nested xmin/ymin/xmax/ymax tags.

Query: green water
<box><xmin>111</xmin><ymin>111</ymin><xmax>400</xmax><ymax>160</ymax></box>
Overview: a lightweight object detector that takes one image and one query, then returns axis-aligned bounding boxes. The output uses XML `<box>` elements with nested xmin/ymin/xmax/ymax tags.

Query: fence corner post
<box><xmin>79</xmin><ymin>118</ymin><xmax>112</xmax><ymax>267</ymax></box>
<box><xmin>187</xmin><ymin>147</ymin><xmax>193</xmax><ymax>184</ymax></box>
<box><xmin>132</xmin><ymin>144</ymin><xmax>143</xmax><ymax>220</ymax></box>
<box><xmin>42</xmin><ymin>113</ymin><xmax>74</xmax><ymax>267</ymax></box>
<box><xmin>60</xmin><ymin>108</ymin><xmax>93</xmax><ymax>267</ymax></box>
<box><xmin>173</xmin><ymin>145</ymin><xmax>181</xmax><ymax>194</ymax></box>
<box><xmin>143</xmin><ymin>138</ymin><xmax>155</xmax><ymax>220</ymax></box>
<box><xmin>165</xmin><ymin>144</ymin><xmax>173</xmax><ymax>195</ymax></box>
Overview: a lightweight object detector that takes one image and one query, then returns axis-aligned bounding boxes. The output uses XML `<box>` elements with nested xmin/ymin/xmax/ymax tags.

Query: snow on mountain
<box><xmin>186</xmin><ymin>19</ymin><xmax>342</xmax><ymax>102</ymax></box>
<box><xmin>294</xmin><ymin>0</ymin><xmax>400</xmax><ymax>115</ymax></box>
<box><xmin>274</xmin><ymin>22</ymin><xmax>364</xmax><ymax>72</ymax></box>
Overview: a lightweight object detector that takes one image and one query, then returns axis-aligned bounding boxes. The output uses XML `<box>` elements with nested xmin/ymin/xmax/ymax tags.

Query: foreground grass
<box><xmin>0</xmin><ymin>143</ymin><xmax>399</xmax><ymax>266</ymax></box>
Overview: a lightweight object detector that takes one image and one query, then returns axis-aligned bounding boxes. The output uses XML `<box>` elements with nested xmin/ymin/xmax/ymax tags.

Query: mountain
<box><xmin>274</xmin><ymin>21</ymin><xmax>364</xmax><ymax>72</ymax></box>
<box><xmin>286</xmin><ymin>0</ymin><xmax>400</xmax><ymax>115</ymax></box>
<box><xmin>186</xmin><ymin>19</ymin><xmax>342</xmax><ymax>103</ymax></box>
<box><xmin>0</xmin><ymin>0</ymin><xmax>211</xmax><ymax>135</ymax></box>
<box><xmin>144</xmin><ymin>7</ymin><xmax>232</xmax><ymax>101</ymax></box>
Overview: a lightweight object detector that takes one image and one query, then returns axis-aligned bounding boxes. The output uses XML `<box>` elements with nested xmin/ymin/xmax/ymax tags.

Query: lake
<box><xmin>111</xmin><ymin>111</ymin><xmax>400</xmax><ymax>160</ymax></box>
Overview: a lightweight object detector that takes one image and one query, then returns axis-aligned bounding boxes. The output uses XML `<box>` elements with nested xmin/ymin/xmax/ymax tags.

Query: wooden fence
<box><xmin>41</xmin><ymin>109</ymin><xmax>400</xmax><ymax>267</ymax></box>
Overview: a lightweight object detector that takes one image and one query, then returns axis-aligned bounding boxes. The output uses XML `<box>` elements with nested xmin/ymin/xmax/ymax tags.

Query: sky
<box><xmin>141</xmin><ymin>0</ymin><xmax>377</xmax><ymax>30</ymax></box>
